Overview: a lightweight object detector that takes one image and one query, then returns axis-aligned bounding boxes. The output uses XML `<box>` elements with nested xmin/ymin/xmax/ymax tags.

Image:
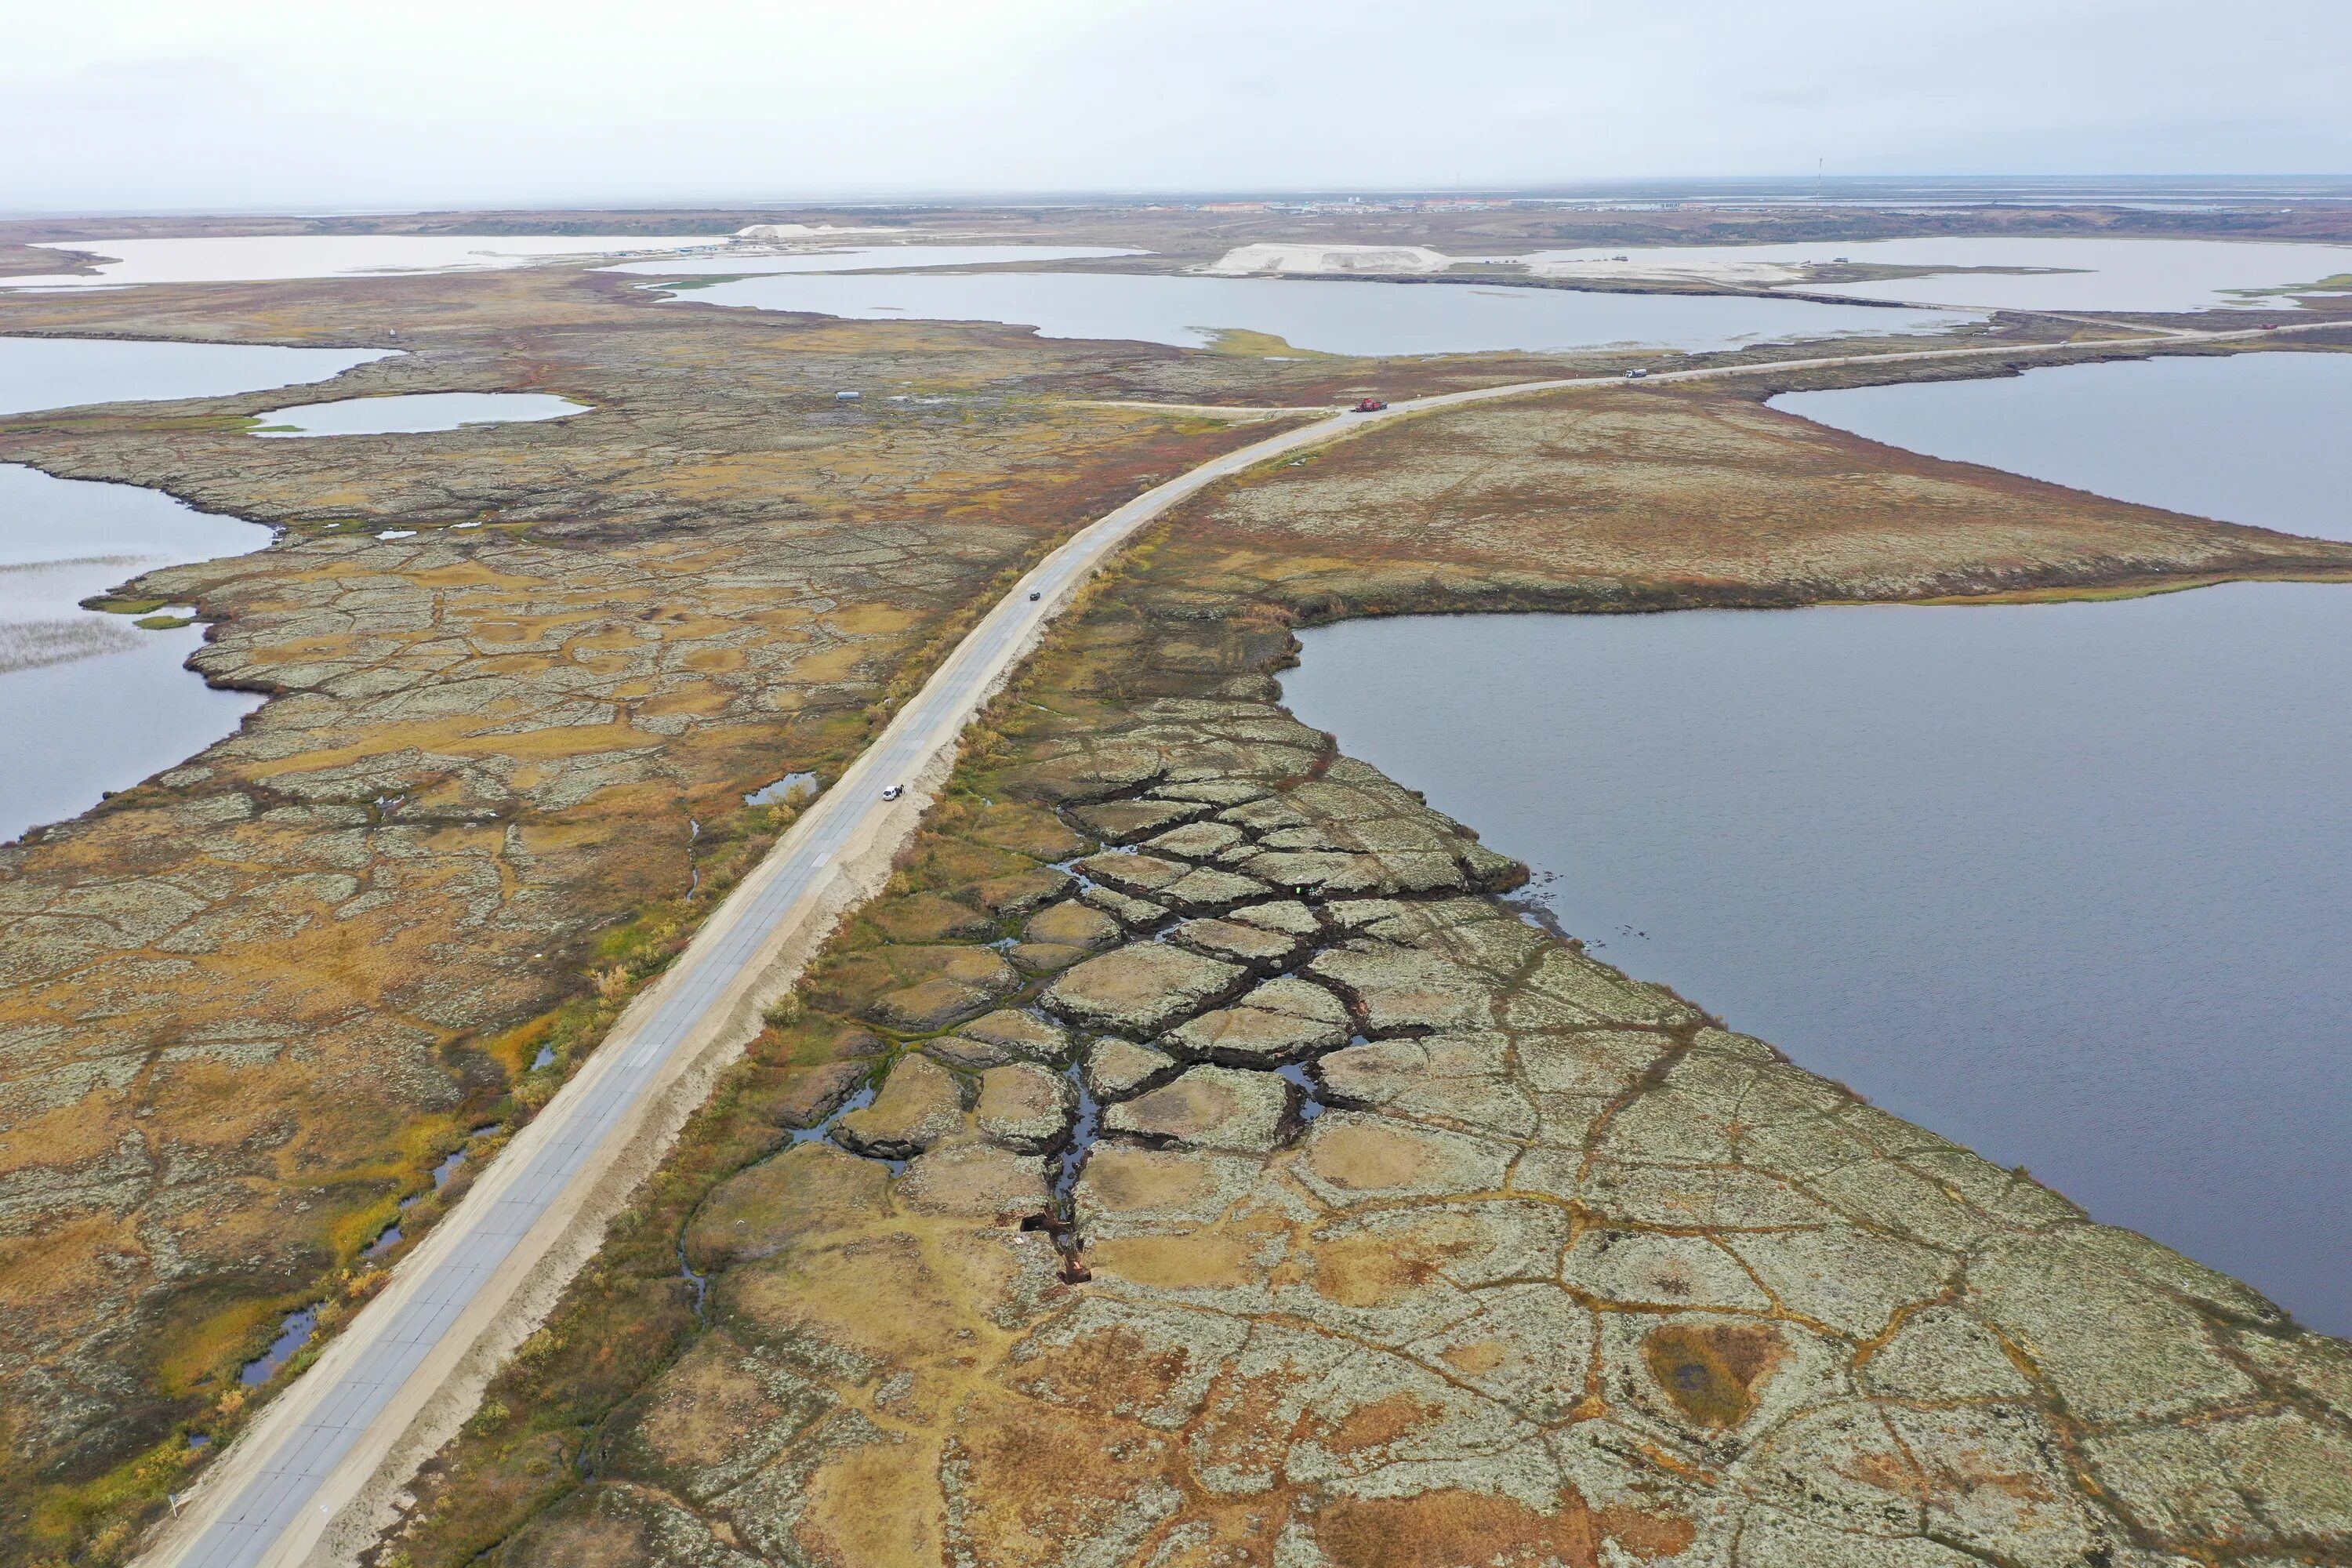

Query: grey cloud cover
<box><xmin>2</xmin><ymin>0</ymin><xmax>2348</xmax><ymax>212</ymax></box>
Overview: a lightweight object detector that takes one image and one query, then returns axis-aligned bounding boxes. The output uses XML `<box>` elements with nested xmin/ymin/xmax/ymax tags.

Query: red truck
<box><xmin>1353</xmin><ymin>397</ymin><xmax>1388</xmax><ymax>412</ymax></box>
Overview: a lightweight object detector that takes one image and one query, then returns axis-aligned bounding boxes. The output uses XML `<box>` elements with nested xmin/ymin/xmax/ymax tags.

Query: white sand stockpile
<box><xmin>734</xmin><ymin>222</ymin><xmax>915</xmax><ymax>241</ymax></box>
<box><xmin>1204</xmin><ymin>243</ymin><xmax>1454</xmax><ymax>275</ymax></box>
<box><xmin>1203</xmin><ymin>242</ymin><xmax>1809</xmax><ymax>288</ymax></box>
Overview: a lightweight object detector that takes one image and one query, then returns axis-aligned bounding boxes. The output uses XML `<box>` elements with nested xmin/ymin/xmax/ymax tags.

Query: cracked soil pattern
<box><xmin>384</xmin><ymin>444</ymin><xmax>2352</xmax><ymax>1566</ymax></box>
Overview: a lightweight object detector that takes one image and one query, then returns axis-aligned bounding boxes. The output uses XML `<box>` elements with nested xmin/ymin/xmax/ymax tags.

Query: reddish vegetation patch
<box><xmin>1303</xmin><ymin>1231</ymin><xmax>1464</xmax><ymax>1308</ymax></box>
<box><xmin>1316</xmin><ymin>1392</ymin><xmax>1452</xmax><ymax>1455</ymax></box>
<box><xmin>1006</xmin><ymin>1324</ymin><xmax>1197</xmax><ymax>1421</ymax></box>
<box><xmin>1839</xmin><ymin>1447</ymin><xmax>1927</xmax><ymax>1501</ymax></box>
<box><xmin>947</xmin><ymin>1396</ymin><xmax>1175</xmax><ymax>1568</ymax></box>
<box><xmin>1314</xmin><ymin>1487</ymin><xmax>1696</xmax><ymax>1568</ymax></box>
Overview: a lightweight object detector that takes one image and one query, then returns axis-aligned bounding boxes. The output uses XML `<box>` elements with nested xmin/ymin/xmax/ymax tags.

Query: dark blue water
<box><xmin>1284</xmin><ymin>586</ymin><xmax>2352</xmax><ymax>1334</ymax></box>
<box><xmin>238</xmin><ymin>1306</ymin><xmax>320</xmax><ymax>1386</ymax></box>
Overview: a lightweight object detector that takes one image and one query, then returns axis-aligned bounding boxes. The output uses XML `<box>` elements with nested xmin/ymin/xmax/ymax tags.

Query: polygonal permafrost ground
<box><xmin>488</xmin><ymin>693</ymin><xmax>2352</xmax><ymax>1568</ymax></box>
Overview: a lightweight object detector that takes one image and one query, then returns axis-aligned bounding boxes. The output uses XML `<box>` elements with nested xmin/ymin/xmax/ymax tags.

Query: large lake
<box><xmin>600</xmin><ymin>245</ymin><xmax>1145</xmax><ymax>277</ymax></box>
<box><xmin>0</xmin><ymin>336</ymin><xmax>392</xmax><ymax>416</ymax></box>
<box><xmin>656</xmin><ymin>271</ymin><xmax>1978</xmax><ymax>356</ymax></box>
<box><xmin>1</xmin><ymin>463</ymin><xmax>267</xmax><ymax>843</ymax></box>
<box><xmin>1283</xmin><ymin>587</ymin><xmax>2352</xmax><ymax>1335</ymax></box>
<box><xmin>1525</xmin><ymin>237</ymin><xmax>2352</xmax><ymax>313</ymax></box>
<box><xmin>1773</xmin><ymin>352</ymin><xmax>2352</xmax><ymax>541</ymax></box>
<box><xmin>4</xmin><ymin>234</ymin><xmax>730</xmax><ymax>290</ymax></box>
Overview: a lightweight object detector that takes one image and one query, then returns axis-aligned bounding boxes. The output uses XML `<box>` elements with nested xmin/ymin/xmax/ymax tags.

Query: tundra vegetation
<box><xmin>0</xmin><ymin>220</ymin><xmax>2347</xmax><ymax>1566</ymax></box>
<box><xmin>382</xmin><ymin>375</ymin><xmax>2352</xmax><ymax>1566</ymax></box>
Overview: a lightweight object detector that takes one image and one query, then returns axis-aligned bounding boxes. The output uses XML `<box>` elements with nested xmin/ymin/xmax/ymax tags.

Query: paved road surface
<box><xmin>147</xmin><ymin>314</ymin><xmax>2326</xmax><ymax>1568</ymax></box>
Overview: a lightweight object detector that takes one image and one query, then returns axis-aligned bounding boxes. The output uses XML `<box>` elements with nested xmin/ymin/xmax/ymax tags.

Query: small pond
<box><xmin>745</xmin><ymin>771</ymin><xmax>819</xmax><ymax>807</ymax></box>
<box><xmin>238</xmin><ymin>1305</ymin><xmax>320</xmax><ymax>1386</ymax></box>
<box><xmin>0</xmin><ymin>335</ymin><xmax>392</xmax><ymax>416</ymax></box>
<box><xmin>249</xmin><ymin>391</ymin><xmax>588</xmax><ymax>437</ymax></box>
<box><xmin>1283</xmin><ymin>586</ymin><xmax>2352</xmax><ymax>1335</ymax></box>
<box><xmin>0</xmin><ymin>463</ymin><xmax>268</xmax><ymax>843</ymax></box>
<box><xmin>1772</xmin><ymin>351</ymin><xmax>2352</xmax><ymax>540</ymax></box>
<box><xmin>655</xmin><ymin>270</ymin><xmax>1979</xmax><ymax>356</ymax></box>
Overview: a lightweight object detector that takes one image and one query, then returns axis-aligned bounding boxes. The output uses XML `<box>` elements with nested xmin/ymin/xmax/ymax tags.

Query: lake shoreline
<box><xmin>1281</xmin><ymin>587</ymin><xmax>2352</xmax><ymax>1334</ymax></box>
<box><xmin>0</xmin><ymin>461</ymin><xmax>285</xmax><ymax>844</ymax></box>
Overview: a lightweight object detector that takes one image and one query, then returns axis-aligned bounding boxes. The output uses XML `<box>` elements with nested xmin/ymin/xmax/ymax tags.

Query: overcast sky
<box><xmin>5</xmin><ymin>0</ymin><xmax>2349</xmax><ymax>215</ymax></box>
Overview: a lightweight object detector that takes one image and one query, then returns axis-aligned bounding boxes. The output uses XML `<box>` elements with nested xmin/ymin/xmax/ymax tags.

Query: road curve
<box><xmin>144</xmin><ymin>314</ymin><xmax>2325</xmax><ymax>1568</ymax></box>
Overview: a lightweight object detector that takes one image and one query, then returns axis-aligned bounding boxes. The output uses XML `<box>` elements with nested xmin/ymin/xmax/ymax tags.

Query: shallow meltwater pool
<box><xmin>652</xmin><ymin>269</ymin><xmax>1980</xmax><ymax>356</ymax></box>
<box><xmin>248</xmin><ymin>390</ymin><xmax>589</xmax><ymax>436</ymax></box>
<box><xmin>1282</xmin><ymin>586</ymin><xmax>2352</xmax><ymax>1335</ymax></box>
<box><xmin>1772</xmin><ymin>352</ymin><xmax>2352</xmax><ymax>541</ymax></box>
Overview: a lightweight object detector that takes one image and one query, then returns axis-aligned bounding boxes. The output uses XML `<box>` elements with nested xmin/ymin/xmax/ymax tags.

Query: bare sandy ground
<box><xmin>1201</xmin><ymin>241</ymin><xmax>1454</xmax><ymax>275</ymax></box>
<box><xmin>1203</xmin><ymin>241</ymin><xmax>1809</xmax><ymax>287</ymax></box>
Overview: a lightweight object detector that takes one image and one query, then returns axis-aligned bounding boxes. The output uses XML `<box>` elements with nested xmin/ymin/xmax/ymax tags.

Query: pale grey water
<box><xmin>1526</xmin><ymin>237</ymin><xmax>2352</xmax><ymax>312</ymax></box>
<box><xmin>3</xmin><ymin>234</ymin><xmax>728</xmax><ymax>290</ymax></box>
<box><xmin>0</xmin><ymin>463</ymin><xmax>267</xmax><ymax>843</ymax></box>
<box><xmin>1773</xmin><ymin>353</ymin><xmax>2352</xmax><ymax>541</ymax></box>
<box><xmin>0</xmin><ymin>336</ymin><xmax>392</xmax><ymax>416</ymax></box>
<box><xmin>600</xmin><ymin>245</ymin><xmax>1144</xmax><ymax>277</ymax></box>
<box><xmin>250</xmin><ymin>390</ymin><xmax>586</xmax><ymax>436</ymax></box>
<box><xmin>660</xmin><ymin>270</ymin><xmax>1978</xmax><ymax>356</ymax></box>
<box><xmin>1283</xmin><ymin>587</ymin><xmax>2352</xmax><ymax>1334</ymax></box>
<box><xmin>744</xmin><ymin>771</ymin><xmax>819</xmax><ymax>807</ymax></box>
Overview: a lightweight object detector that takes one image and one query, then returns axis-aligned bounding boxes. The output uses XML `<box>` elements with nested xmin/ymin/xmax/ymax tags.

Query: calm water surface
<box><xmin>1284</xmin><ymin>588</ymin><xmax>2352</xmax><ymax>1334</ymax></box>
<box><xmin>1773</xmin><ymin>353</ymin><xmax>2352</xmax><ymax>540</ymax></box>
<box><xmin>661</xmin><ymin>270</ymin><xmax>1977</xmax><ymax>355</ymax></box>
<box><xmin>1</xmin><ymin>464</ymin><xmax>267</xmax><ymax>842</ymax></box>
<box><xmin>0</xmin><ymin>336</ymin><xmax>392</xmax><ymax>416</ymax></box>
<box><xmin>1527</xmin><ymin>238</ymin><xmax>2352</xmax><ymax>312</ymax></box>
<box><xmin>250</xmin><ymin>391</ymin><xmax>587</xmax><ymax>436</ymax></box>
<box><xmin>601</xmin><ymin>245</ymin><xmax>1145</xmax><ymax>276</ymax></box>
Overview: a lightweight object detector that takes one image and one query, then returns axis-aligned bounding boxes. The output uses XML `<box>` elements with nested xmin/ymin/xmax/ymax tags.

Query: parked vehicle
<box><xmin>880</xmin><ymin>784</ymin><xmax>903</xmax><ymax>800</ymax></box>
<box><xmin>1354</xmin><ymin>397</ymin><xmax>1388</xmax><ymax>412</ymax></box>
<box><xmin>1624</xmin><ymin>368</ymin><xmax>1650</xmax><ymax>380</ymax></box>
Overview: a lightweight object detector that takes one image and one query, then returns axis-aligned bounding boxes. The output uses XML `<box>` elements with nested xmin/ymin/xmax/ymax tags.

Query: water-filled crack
<box><xmin>677</xmin><ymin>1239</ymin><xmax>710</xmax><ymax>1323</ymax></box>
<box><xmin>1051</xmin><ymin>1062</ymin><xmax>1102</xmax><ymax>1204</ymax></box>
<box><xmin>238</xmin><ymin>1305</ymin><xmax>320</xmax><ymax>1386</ymax></box>
<box><xmin>1276</xmin><ymin>1061</ymin><xmax>1327</xmax><ymax>1123</ymax></box>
